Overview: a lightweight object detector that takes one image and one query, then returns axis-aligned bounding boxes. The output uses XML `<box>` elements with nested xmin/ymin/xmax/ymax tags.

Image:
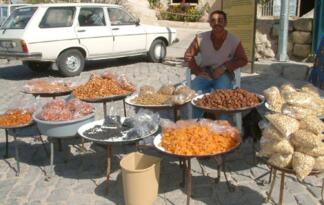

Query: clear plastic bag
<box><xmin>263</xmin><ymin>125</ymin><xmax>285</xmax><ymax>141</ymax></box>
<box><xmin>283</xmin><ymin>91</ymin><xmax>322</xmax><ymax>110</ymax></box>
<box><xmin>299</xmin><ymin>115</ymin><xmax>324</xmax><ymax>135</ymax></box>
<box><xmin>280</xmin><ymin>83</ymin><xmax>297</xmax><ymax>96</ymax></box>
<box><xmin>292</xmin><ymin>152</ymin><xmax>315</xmax><ymax>181</ymax></box>
<box><xmin>282</xmin><ymin>104</ymin><xmax>317</xmax><ymax>120</ymax></box>
<box><xmin>290</xmin><ymin>129</ymin><xmax>323</xmax><ymax>149</ymax></box>
<box><xmin>263</xmin><ymin>86</ymin><xmax>284</xmax><ymax>112</ymax></box>
<box><xmin>139</xmin><ymin>85</ymin><xmax>155</xmax><ymax>96</ymax></box>
<box><xmin>314</xmin><ymin>156</ymin><xmax>324</xmax><ymax>170</ymax></box>
<box><xmin>174</xmin><ymin>85</ymin><xmax>196</xmax><ymax>100</ymax></box>
<box><xmin>116</xmin><ymin>74</ymin><xmax>136</xmax><ymax>92</ymax></box>
<box><xmin>296</xmin><ymin>144</ymin><xmax>324</xmax><ymax>157</ymax></box>
<box><xmin>260</xmin><ymin>137</ymin><xmax>294</xmax><ymax>156</ymax></box>
<box><xmin>126</xmin><ymin>109</ymin><xmax>160</xmax><ymax>139</ymax></box>
<box><xmin>170</xmin><ymin>94</ymin><xmax>187</xmax><ymax>105</ymax></box>
<box><xmin>268</xmin><ymin>153</ymin><xmax>292</xmax><ymax>168</ymax></box>
<box><xmin>101</xmin><ymin>71</ymin><xmax>118</xmax><ymax>81</ymax></box>
<box><xmin>265</xmin><ymin>113</ymin><xmax>299</xmax><ymax>137</ymax></box>
<box><xmin>157</xmin><ymin>84</ymin><xmax>175</xmax><ymax>95</ymax></box>
<box><xmin>301</xmin><ymin>84</ymin><xmax>320</xmax><ymax>98</ymax></box>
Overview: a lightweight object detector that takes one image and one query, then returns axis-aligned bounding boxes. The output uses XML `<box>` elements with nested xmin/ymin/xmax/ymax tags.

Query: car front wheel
<box><xmin>147</xmin><ymin>39</ymin><xmax>166</xmax><ymax>63</ymax></box>
<box><xmin>23</xmin><ymin>61</ymin><xmax>51</xmax><ymax>73</ymax></box>
<box><xmin>57</xmin><ymin>49</ymin><xmax>84</xmax><ymax>77</ymax></box>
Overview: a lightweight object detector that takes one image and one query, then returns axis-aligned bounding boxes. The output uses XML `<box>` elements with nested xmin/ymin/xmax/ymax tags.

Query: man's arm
<box><xmin>223</xmin><ymin>42</ymin><xmax>248</xmax><ymax>71</ymax></box>
<box><xmin>184</xmin><ymin>36</ymin><xmax>203</xmax><ymax>75</ymax></box>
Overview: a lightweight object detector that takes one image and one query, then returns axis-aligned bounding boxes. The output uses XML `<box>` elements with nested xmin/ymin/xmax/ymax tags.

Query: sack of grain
<box><xmin>265</xmin><ymin>113</ymin><xmax>299</xmax><ymax>137</ymax></box>
<box><xmin>292</xmin><ymin>152</ymin><xmax>315</xmax><ymax>181</ymax></box>
<box><xmin>290</xmin><ymin>130</ymin><xmax>322</xmax><ymax>149</ymax></box>
<box><xmin>313</xmin><ymin>156</ymin><xmax>324</xmax><ymax>170</ymax></box>
<box><xmin>268</xmin><ymin>153</ymin><xmax>292</xmax><ymax>168</ymax></box>
<box><xmin>300</xmin><ymin>115</ymin><xmax>324</xmax><ymax>135</ymax></box>
<box><xmin>263</xmin><ymin>86</ymin><xmax>284</xmax><ymax>112</ymax></box>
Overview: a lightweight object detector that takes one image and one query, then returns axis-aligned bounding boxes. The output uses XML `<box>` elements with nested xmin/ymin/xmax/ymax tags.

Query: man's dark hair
<box><xmin>209</xmin><ymin>10</ymin><xmax>227</xmax><ymax>22</ymax></box>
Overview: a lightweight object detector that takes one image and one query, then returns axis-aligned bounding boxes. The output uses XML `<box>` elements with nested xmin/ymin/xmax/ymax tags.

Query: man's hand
<box><xmin>198</xmin><ymin>71</ymin><xmax>212</xmax><ymax>80</ymax></box>
<box><xmin>212</xmin><ymin>66</ymin><xmax>226</xmax><ymax>79</ymax></box>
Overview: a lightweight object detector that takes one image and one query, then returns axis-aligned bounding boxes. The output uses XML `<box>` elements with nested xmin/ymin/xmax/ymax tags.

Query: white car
<box><xmin>0</xmin><ymin>4</ymin><xmax>29</xmax><ymax>25</ymax></box>
<box><xmin>0</xmin><ymin>3</ymin><xmax>177</xmax><ymax>76</ymax></box>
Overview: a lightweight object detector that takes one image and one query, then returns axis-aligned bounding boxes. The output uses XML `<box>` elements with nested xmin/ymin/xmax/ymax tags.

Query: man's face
<box><xmin>209</xmin><ymin>13</ymin><xmax>226</xmax><ymax>32</ymax></box>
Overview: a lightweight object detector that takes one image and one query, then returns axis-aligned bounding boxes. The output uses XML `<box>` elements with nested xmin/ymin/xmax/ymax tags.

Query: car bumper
<box><xmin>0</xmin><ymin>51</ymin><xmax>42</xmax><ymax>60</ymax></box>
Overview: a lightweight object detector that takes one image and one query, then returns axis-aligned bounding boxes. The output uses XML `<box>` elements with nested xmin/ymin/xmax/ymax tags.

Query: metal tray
<box><xmin>266</xmin><ymin>162</ymin><xmax>322</xmax><ymax>176</ymax></box>
<box><xmin>77</xmin><ymin>92</ymin><xmax>133</xmax><ymax>103</ymax></box>
<box><xmin>191</xmin><ymin>93</ymin><xmax>265</xmax><ymax>113</ymax></box>
<box><xmin>153</xmin><ymin>133</ymin><xmax>241</xmax><ymax>158</ymax></box>
<box><xmin>0</xmin><ymin>120</ymin><xmax>34</xmax><ymax>129</ymax></box>
<box><xmin>78</xmin><ymin>118</ymin><xmax>159</xmax><ymax>144</ymax></box>
<box><xmin>22</xmin><ymin>89</ymin><xmax>74</xmax><ymax>97</ymax></box>
<box><xmin>125</xmin><ymin>94</ymin><xmax>191</xmax><ymax>109</ymax></box>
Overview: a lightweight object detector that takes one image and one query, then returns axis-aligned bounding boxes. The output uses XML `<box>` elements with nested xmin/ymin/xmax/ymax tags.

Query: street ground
<box><xmin>0</xmin><ymin>24</ymin><xmax>322</xmax><ymax>205</ymax></box>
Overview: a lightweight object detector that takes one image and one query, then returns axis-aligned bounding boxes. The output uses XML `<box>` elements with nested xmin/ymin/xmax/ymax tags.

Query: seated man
<box><xmin>309</xmin><ymin>36</ymin><xmax>324</xmax><ymax>89</ymax></box>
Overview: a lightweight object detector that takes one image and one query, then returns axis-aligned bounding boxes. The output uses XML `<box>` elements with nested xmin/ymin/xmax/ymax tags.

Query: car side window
<box><xmin>107</xmin><ymin>7</ymin><xmax>135</xmax><ymax>26</ymax></box>
<box><xmin>78</xmin><ymin>7</ymin><xmax>105</xmax><ymax>27</ymax></box>
<box><xmin>39</xmin><ymin>7</ymin><xmax>75</xmax><ymax>28</ymax></box>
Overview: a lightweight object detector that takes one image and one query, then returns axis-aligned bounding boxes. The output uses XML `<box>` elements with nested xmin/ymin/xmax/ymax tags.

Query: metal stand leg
<box><xmin>123</xmin><ymin>99</ymin><xmax>127</xmax><ymax>117</ymax></box>
<box><xmin>4</xmin><ymin>128</ymin><xmax>9</xmax><ymax>158</ymax></box>
<box><xmin>38</xmin><ymin>135</ymin><xmax>49</xmax><ymax>157</ymax></box>
<box><xmin>221</xmin><ymin>156</ymin><xmax>234</xmax><ymax>192</ymax></box>
<box><xmin>103</xmin><ymin>102</ymin><xmax>107</xmax><ymax>117</ymax></box>
<box><xmin>80</xmin><ymin>138</ymin><xmax>86</xmax><ymax>152</ymax></box>
<box><xmin>180</xmin><ymin>159</ymin><xmax>185</xmax><ymax>187</ymax></box>
<box><xmin>49</xmin><ymin>140</ymin><xmax>54</xmax><ymax>177</ymax></box>
<box><xmin>279</xmin><ymin>171</ymin><xmax>285</xmax><ymax>205</ymax></box>
<box><xmin>173</xmin><ymin>107</ymin><xmax>178</xmax><ymax>122</ymax></box>
<box><xmin>186</xmin><ymin>158</ymin><xmax>192</xmax><ymax>205</ymax></box>
<box><xmin>106</xmin><ymin>145</ymin><xmax>112</xmax><ymax>193</ymax></box>
<box><xmin>12</xmin><ymin>129</ymin><xmax>19</xmax><ymax>176</ymax></box>
<box><xmin>57</xmin><ymin>139</ymin><xmax>63</xmax><ymax>152</ymax></box>
<box><xmin>214</xmin><ymin>156</ymin><xmax>222</xmax><ymax>183</ymax></box>
<box><xmin>266</xmin><ymin>168</ymin><xmax>277</xmax><ymax>202</ymax></box>
<box><xmin>321</xmin><ymin>178</ymin><xmax>324</xmax><ymax>202</ymax></box>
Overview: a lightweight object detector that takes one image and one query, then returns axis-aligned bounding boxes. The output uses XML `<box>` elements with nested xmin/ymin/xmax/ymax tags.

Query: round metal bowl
<box><xmin>33</xmin><ymin>112</ymin><xmax>95</xmax><ymax>138</ymax></box>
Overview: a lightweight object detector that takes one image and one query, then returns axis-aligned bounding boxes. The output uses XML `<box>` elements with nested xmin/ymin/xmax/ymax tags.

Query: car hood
<box><xmin>141</xmin><ymin>24</ymin><xmax>176</xmax><ymax>34</ymax></box>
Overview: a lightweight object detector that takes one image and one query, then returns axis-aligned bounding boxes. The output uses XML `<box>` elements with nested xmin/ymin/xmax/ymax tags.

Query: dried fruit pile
<box><xmin>0</xmin><ymin>109</ymin><xmax>32</xmax><ymax>127</ymax></box>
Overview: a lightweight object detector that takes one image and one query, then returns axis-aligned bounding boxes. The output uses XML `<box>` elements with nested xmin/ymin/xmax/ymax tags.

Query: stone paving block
<box><xmin>9</xmin><ymin>184</ymin><xmax>32</xmax><ymax>199</ymax></box>
<box><xmin>66</xmin><ymin>193</ymin><xmax>92</xmax><ymax>205</ymax></box>
<box><xmin>295</xmin><ymin>193</ymin><xmax>319</xmax><ymax>205</ymax></box>
<box><xmin>5</xmin><ymin>197</ymin><xmax>23</xmax><ymax>205</ymax></box>
<box><xmin>25</xmin><ymin>200</ymin><xmax>42</xmax><ymax>205</ymax></box>
<box><xmin>94</xmin><ymin>198</ymin><xmax>115</xmax><ymax>205</ymax></box>
<box><xmin>47</xmin><ymin>189</ymin><xmax>71</xmax><ymax>202</ymax></box>
<box><xmin>286</xmin><ymin>179</ymin><xmax>308</xmax><ymax>194</ymax></box>
<box><xmin>0</xmin><ymin>178</ymin><xmax>17</xmax><ymax>199</ymax></box>
<box><xmin>307</xmin><ymin>186</ymin><xmax>323</xmax><ymax>199</ymax></box>
<box><xmin>28</xmin><ymin>187</ymin><xmax>50</xmax><ymax>202</ymax></box>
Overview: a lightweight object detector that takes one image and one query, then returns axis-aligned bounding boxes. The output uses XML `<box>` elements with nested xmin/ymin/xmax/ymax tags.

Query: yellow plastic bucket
<box><xmin>120</xmin><ymin>152</ymin><xmax>161</xmax><ymax>205</ymax></box>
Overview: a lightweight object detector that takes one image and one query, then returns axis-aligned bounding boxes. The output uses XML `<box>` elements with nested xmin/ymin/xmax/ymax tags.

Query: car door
<box><xmin>107</xmin><ymin>7</ymin><xmax>146</xmax><ymax>54</ymax></box>
<box><xmin>75</xmin><ymin>7</ymin><xmax>113</xmax><ymax>58</ymax></box>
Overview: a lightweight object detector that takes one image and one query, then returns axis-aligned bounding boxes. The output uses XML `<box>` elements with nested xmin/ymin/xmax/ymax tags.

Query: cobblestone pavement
<box><xmin>0</xmin><ymin>58</ymin><xmax>323</xmax><ymax>205</ymax></box>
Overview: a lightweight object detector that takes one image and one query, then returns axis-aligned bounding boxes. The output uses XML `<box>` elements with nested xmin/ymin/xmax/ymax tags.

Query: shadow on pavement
<box><xmin>0</xmin><ymin>56</ymin><xmax>148</xmax><ymax>80</ymax></box>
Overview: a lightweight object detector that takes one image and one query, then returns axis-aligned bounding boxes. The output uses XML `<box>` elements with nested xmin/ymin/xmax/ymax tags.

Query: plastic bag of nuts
<box><xmin>281</xmin><ymin>104</ymin><xmax>317</xmax><ymax>120</ymax></box>
<box><xmin>139</xmin><ymin>85</ymin><xmax>155</xmax><ymax>96</ymax></box>
<box><xmin>265</xmin><ymin>113</ymin><xmax>299</xmax><ymax>137</ymax></box>
<box><xmin>292</xmin><ymin>152</ymin><xmax>315</xmax><ymax>181</ymax></box>
<box><xmin>301</xmin><ymin>84</ymin><xmax>320</xmax><ymax>98</ymax></box>
<box><xmin>263</xmin><ymin>86</ymin><xmax>284</xmax><ymax>112</ymax></box>
<box><xmin>299</xmin><ymin>115</ymin><xmax>324</xmax><ymax>135</ymax></box>
<box><xmin>268</xmin><ymin>153</ymin><xmax>292</xmax><ymax>169</ymax></box>
<box><xmin>157</xmin><ymin>84</ymin><xmax>176</xmax><ymax>95</ymax></box>
<box><xmin>313</xmin><ymin>156</ymin><xmax>324</xmax><ymax>170</ymax></box>
<box><xmin>290</xmin><ymin>129</ymin><xmax>323</xmax><ymax>149</ymax></box>
<box><xmin>295</xmin><ymin>144</ymin><xmax>324</xmax><ymax>157</ymax></box>
<box><xmin>263</xmin><ymin>125</ymin><xmax>285</xmax><ymax>141</ymax></box>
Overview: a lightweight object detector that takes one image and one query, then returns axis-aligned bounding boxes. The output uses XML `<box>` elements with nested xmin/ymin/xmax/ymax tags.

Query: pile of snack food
<box><xmin>73</xmin><ymin>72</ymin><xmax>135</xmax><ymax>100</ymax></box>
<box><xmin>160</xmin><ymin>120</ymin><xmax>239</xmax><ymax>156</ymax></box>
<box><xmin>37</xmin><ymin>98</ymin><xmax>94</xmax><ymax>121</ymax></box>
<box><xmin>260</xmin><ymin>84</ymin><xmax>324</xmax><ymax>180</ymax></box>
<box><xmin>0</xmin><ymin>108</ymin><xmax>33</xmax><ymax>127</ymax></box>
<box><xmin>131</xmin><ymin>84</ymin><xmax>196</xmax><ymax>105</ymax></box>
<box><xmin>194</xmin><ymin>88</ymin><xmax>260</xmax><ymax>110</ymax></box>
<box><xmin>23</xmin><ymin>79</ymin><xmax>75</xmax><ymax>93</ymax></box>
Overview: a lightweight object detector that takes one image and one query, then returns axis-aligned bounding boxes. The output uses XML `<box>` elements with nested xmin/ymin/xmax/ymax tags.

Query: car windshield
<box><xmin>1</xmin><ymin>7</ymin><xmax>37</xmax><ymax>29</ymax></box>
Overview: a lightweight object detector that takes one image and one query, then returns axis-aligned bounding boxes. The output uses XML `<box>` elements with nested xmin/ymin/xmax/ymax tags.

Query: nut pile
<box><xmin>0</xmin><ymin>109</ymin><xmax>32</xmax><ymax>127</ymax></box>
<box><xmin>23</xmin><ymin>79</ymin><xmax>74</xmax><ymax>93</ymax></box>
<box><xmin>194</xmin><ymin>88</ymin><xmax>260</xmax><ymax>109</ymax></box>
<box><xmin>73</xmin><ymin>76</ymin><xmax>131</xmax><ymax>100</ymax></box>
<box><xmin>132</xmin><ymin>85</ymin><xmax>196</xmax><ymax>106</ymax></box>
